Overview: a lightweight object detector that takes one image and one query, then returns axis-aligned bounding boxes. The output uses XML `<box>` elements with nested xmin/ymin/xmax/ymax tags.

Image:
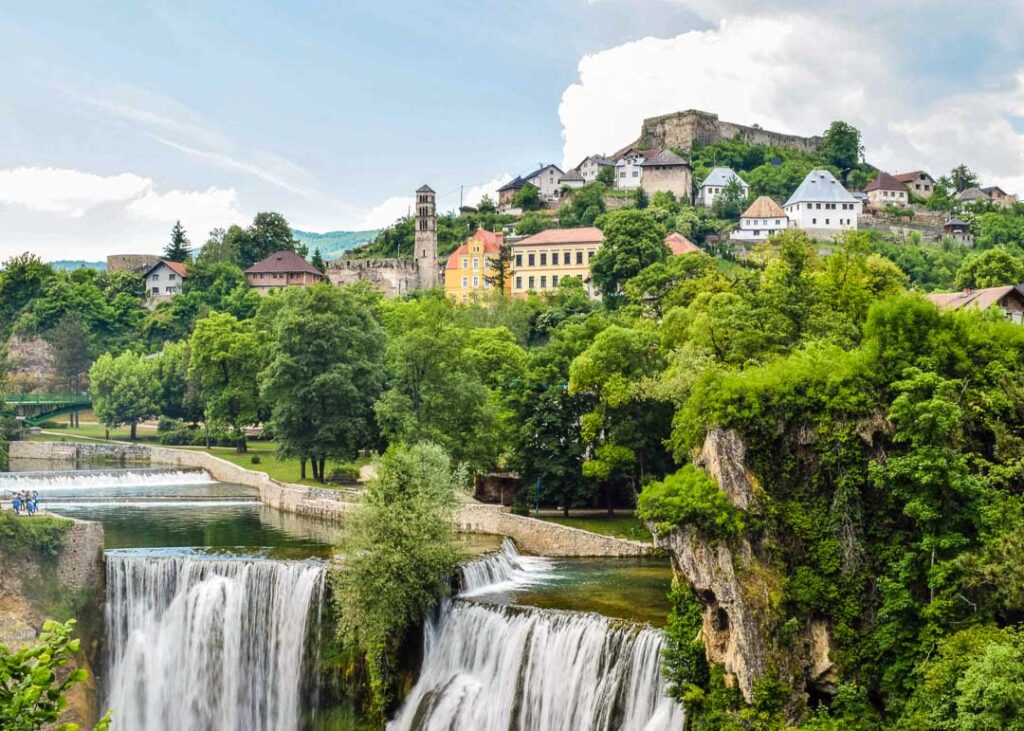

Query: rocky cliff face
<box><xmin>6</xmin><ymin>334</ymin><xmax>57</xmax><ymax>391</ymax></box>
<box><xmin>0</xmin><ymin>518</ymin><xmax>105</xmax><ymax>727</ymax></box>
<box><xmin>653</xmin><ymin>427</ymin><xmax>835</xmax><ymax>710</ymax></box>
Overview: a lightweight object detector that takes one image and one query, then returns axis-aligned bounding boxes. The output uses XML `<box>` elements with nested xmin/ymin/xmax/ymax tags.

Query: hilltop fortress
<box><xmin>616</xmin><ymin>109</ymin><xmax>823</xmax><ymax>156</ymax></box>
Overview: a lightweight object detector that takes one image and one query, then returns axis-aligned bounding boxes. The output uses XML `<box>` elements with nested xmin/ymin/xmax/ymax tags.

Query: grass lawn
<box><xmin>27</xmin><ymin>415</ymin><xmax>369</xmax><ymax>489</ymax></box>
<box><xmin>539</xmin><ymin>513</ymin><xmax>652</xmax><ymax>543</ymax></box>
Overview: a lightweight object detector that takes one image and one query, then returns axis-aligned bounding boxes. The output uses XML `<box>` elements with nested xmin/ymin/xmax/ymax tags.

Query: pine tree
<box><xmin>311</xmin><ymin>247</ymin><xmax>326</xmax><ymax>274</ymax></box>
<box><xmin>164</xmin><ymin>221</ymin><xmax>192</xmax><ymax>262</ymax></box>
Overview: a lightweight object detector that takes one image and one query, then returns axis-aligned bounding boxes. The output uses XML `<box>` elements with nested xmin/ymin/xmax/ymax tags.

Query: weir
<box><xmin>0</xmin><ymin>468</ymin><xmax>213</xmax><ymax>492</ymax></box>
<box><xmin>104</xmin><ymin>553</ymin><xmax>325</xmax><ymax>731</ymax></box>
<box><xmin>391</xmin><ymin>540</ymin><xmax>685</xmax><ymax>731</ymax></box>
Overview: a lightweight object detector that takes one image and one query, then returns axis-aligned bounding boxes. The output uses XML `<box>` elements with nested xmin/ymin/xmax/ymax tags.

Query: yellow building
<box><xmin>444</xmin><ymin>228</ymin><xmax>504</xmax><ymax>303</ymax></box>
<box><xmin>509</xmin><ymin>227</ymin><xmax>604</xmax><ymax>298</ymax></box>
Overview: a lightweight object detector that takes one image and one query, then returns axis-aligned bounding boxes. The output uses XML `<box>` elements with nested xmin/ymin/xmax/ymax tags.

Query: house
<box><xmin>943</xmin><ymin>218</ymin><xmax>974</xmax><ymax>246</ymax></box>
<box><xmin>864</xmin><ymin>172</ymin><xmax>909</xmax><ymax>210</ymax></box>
<box><xmin>444</xmin><ymin>228</ymin><xmax>505</xmax><ymax>303</ymax></box>
<box><xmin>982</xmin><ymin>186</ymin><xmax>1018</xmax><ymax>207</ymax></box>
<box><xmin>665</xmin><ymin>232</ymin><xmax>700</xmax><ymax>255</ymax></box>
<box><xmin>558</xmin><ymin>168</ymin><xmax>586</xmax><ymax>191</ymax></box>
<box><xmin>142</xmin><ymin>260</ymin><xmax>188</xmax><ymax>306</ymax></box>
<box><xmin>956</xmin><ymin>187</ymin><xmax>989</xmax><ymax>204</ymax></box>
<box><xmin>509</xmin><ymin>227</ymin><xmax>604</xmax><ymax>298</ymax></box>
<box><xmin>245</xmin><ymin>250</ymin><xmax>325</xmax><ymax>294</ymax></box>
<box><xmin>614</xmin><ymin>149</ymin><xmax>647</xmax><ymax>190</ymax></box>
<box><xmin>697</xmin><ymin>167</ymin><xmax>750</xmax><ymax>208</ymax></box>
<box><xmin>730</xmin><ymin>196</ymin><xmax>789</xmax><ymax>242</ymax></box>
<box><xmin>927</xmin><ymin>285</ymin><xmax>1024</xmax><ymax>324</ymax></box>
<box><xmin>784</xmin><ymin>169</ymin><xmax>861</xmax><ymax>233</ymax></box>
<box><xmin>523</xmin><ymin>164</ymin><xmax>565</xmax><ymax>201</ymax></box>
<box><xmin>641</xmin><ymin>149</ymin><xmax>693</xmax><ymax>202</ymax></box>
<box><xmin>497</xmin><ymin>177</ymin><xmax>525</xmax><ymax>206</ymax></box>
<box><xmin>893</xmin><ymin>171</ymin><xmax>935</xmax><ymax>199</ymax></box>
<box><xmin>576</xmin><ymin>155</ymin><xmax>615</xmax><ymax>184</ymax></box>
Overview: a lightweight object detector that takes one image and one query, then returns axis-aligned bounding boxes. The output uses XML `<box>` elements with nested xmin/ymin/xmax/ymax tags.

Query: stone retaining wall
<box><xmin>10</xmin><ymin>441</ymin><xmax>653</xmax><ymax>557</ymax></box>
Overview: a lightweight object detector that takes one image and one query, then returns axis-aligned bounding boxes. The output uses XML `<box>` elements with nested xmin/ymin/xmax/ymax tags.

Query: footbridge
<box><xmin>3</xmin><ymin>393</ymin><xmax>92</xmax><ymax>426</ymax></box>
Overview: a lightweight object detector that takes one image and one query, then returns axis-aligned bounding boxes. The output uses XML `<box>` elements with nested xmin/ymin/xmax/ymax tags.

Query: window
<box><xmin>169</xmin><ymin>273</ymin><xmax>176</xmax><ymax>280</ymax></box>
<box><xmin>515</xmin><ymin>254</ymin><xmax>522</xmax><ymax>267</ymax></box>
<box><xmin>461</xmin><ymin>257</ymin><xmax>468</xmax><ymax>268</ymax></box>
<box><xmin>588</xmin><ymin>250</ymin><xmax>595</xmax><ymax>260</ymax></box>
<box><xmin>619</xmin><ymin>172</ymin><xmax>625</xmax><ymax>178</ymax></box>
<box><xmin>528</xmin><ymin>276</ymin><xmax>535</xmax><ymax>289</ymax></box>
<box><xmin>632</xmin><ymin>171</ymin><xmax>638</xmax><ymax>177</ymax></box>
<box><xmin>825</xmin><ymin>219</ymin><xmax>830</xmax><ymax>225</ymax></box>
<box><xmin>473</xmin><ymin>276</ymin><xmax>479</xmax><ymax>287</ymax></box>
<box><xmin>151</xmin><ymin>287</ymin><xmax>159</xmax><ymax>295</ymax></box>
<box><xmin>540</xmin><ymin>276</ymin><xmax>547</xmax><ymax>288</ymax></box>
<box><xmin>515</xmin><ymin>276</ymin><xmax>522</xmax><ymax>290</ymax></box>
<box><xmin>165</xmin><ymin>287</ymin><xmax>174</xmax><ymax>294</ymax></box>
<box><xmin>552</xmin><ymin>275</ymin><xmax>559</xmax><ymax>287</ymax></box>
<box><xmin>540</xmin><ymin>253</ymin><xmax>547</xmax><ymax>266</ymax></box>
<box><xmin>473</xmin><ymin>257</ymin><xmax>480</xmax><ymax>269</ymax></box>
<box><xmin>462</xmin><ymin>294</ymin><xmax>467</xmax><ymax>303</ymax></box>
<box><xmin>551</xmin><ymin>252</ymin><xmax>559</xmax><ymax>265</ymax></box>
<box><xmin>806</xmin><ymin>203</ymin><xmax>812</xmax><ymax>210</ymax></box>
<box><xmin>564</xmin><ymin>249</ymin><xmax>571</xmax><ymax>261</ymax></box>
<box><xmin>812</xmin><ymin>218</ymin><xmax>817</xmax><ymax>224</ymax></box>
<box><xmin>576</xmin><ymin>251</ymin><xmax>583</xmax><ymax>265</ymax></box>
<box><xmin>462</xmin><ymin>276</ymin><xmax>468</xmax><ymax>287</ymax></box>
<box><xmin>151</xmin><ymin>274</ymin><xmax>160</xmax><ymax>281</ymax></box>
<box><xmin>528</xmin><ymin>253</ymin><xmax>535</xmax><ymax>266</ymax></box>
<box><xmin>816</xmin><ymin>203</ymin><xmax>822</xmax><ymax>210</ymax></box>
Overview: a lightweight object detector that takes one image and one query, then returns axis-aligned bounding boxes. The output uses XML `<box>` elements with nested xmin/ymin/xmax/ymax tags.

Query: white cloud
<box><xmin>0</xmin><ymin>166</ymin><xmax>247</xmax><ymax>261</ymax></box>
<box><xmin>562</xmin><ymin>6</ymin><xmax>1024</xmax><ymax>194</ymax></box>
<box><xmin>462</xmin><ymin>175</ymin><xmax>513</xmax><ymax>208</ymax></box>
<box><xmin>0</xmin><ymin>167</ymin><xmax>150</xmax><ymax>217</ymax></box>
<box><xmin>354</xmin><ymin>196</ymin><xmax>414</xmax><ymax>230</ymax></box>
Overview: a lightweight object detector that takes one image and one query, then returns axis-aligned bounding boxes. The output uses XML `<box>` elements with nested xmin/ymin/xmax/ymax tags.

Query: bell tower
<box><xmin>414</xmin><ymin>184</ymin><xmax>438</xmax><ymax>288</ymax></box>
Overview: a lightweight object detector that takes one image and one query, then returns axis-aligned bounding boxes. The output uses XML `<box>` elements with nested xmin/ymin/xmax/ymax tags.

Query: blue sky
<box><xmin>2</xmin><ymin>1</ymin><xmax>1024</xmax><ymax>260</ymax></box>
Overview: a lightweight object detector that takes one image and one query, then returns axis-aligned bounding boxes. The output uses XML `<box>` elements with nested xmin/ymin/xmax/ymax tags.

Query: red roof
<box><xmin>445</xmin><ymin>229</ymin><xmax>503</xmax><ymax>270</ymax></box>
<box><xmin>144</xmin><ymin>259</ymin><xmax>189</xmax><ymax>278</ymax></box>
<box><xmin>864</xmin><ymin>172</ymin><xmax>906</xmax><ymax>193</ymax></box>
<box><xmin>927</xmin><ymin>286</ymin><xmax>1024</xmax><ymax>312</ymax></box>
<box><xmin>665</xmin><ymin>232</ymin><xmax>700</xmax><ymax>255</ymax></box>
<box><xmin>245</xmin><ymin>250</ymin><xmax>323</xmax><ymax>276</ymax></box>
<box><xmin>515</xmin><ymin>227</ymin><xmax>603</xmax><ymax>247</ymax></box>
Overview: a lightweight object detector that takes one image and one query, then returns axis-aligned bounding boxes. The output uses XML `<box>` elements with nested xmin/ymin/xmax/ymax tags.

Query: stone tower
<box><xmin>414</xmin><ymin>184</ymin><xmax>438</xmax><ymax>289</ymax></box>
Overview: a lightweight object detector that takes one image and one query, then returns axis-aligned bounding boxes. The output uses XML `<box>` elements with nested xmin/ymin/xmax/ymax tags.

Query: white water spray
<box><xmin>104</xmin><ymin>553</ymin><xmax>325</xmax><ymax>731</ymax></box>
<box><xmin>0</xmin><ymin>468</ymin><xmax>213</xmax><ymax>492</ymax></box>
<box><xmin>459</xmin><ymin>537</ymin><xmax>557</xmax><ymax>597</ymax></box>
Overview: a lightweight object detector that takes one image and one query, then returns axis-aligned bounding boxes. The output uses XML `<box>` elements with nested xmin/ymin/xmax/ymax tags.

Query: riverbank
<box><xmin>9</xmin><ymin>441</ymin><xmax>655</xmax><ymax>558</ymax></box>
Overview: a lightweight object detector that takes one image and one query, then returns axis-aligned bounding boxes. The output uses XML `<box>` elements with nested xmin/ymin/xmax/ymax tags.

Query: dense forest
<box><xmin>4</xmin><ymin>132</ymin><xmax>1024</xmax><ymax>726</ymax></box>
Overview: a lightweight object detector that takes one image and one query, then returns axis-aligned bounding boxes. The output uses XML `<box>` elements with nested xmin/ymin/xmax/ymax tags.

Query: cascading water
<box><xmin>0</xmin><ymin>468</ymin><xmax>213</xmax><ymax>492</ymax></box>
<box><xmin>459</xmin><ymin>537</ymin><xmax>557</xmax><ymax>596</ymax></box>
<box><xmin>104</xmin><ymin>552</ymin><xmax>325</xmax><ymax>731</ymax></box>
<box><xmin>391</xmin><ymin>539</ymin><xmax>685</xmax><ymax>731</ymax></box>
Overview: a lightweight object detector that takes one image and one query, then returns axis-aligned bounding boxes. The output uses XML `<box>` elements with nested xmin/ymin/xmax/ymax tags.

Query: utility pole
<box><xmin>459</xmin><ymin>185</ymin><xmax>464</xmax><ymax>209</ymax></box>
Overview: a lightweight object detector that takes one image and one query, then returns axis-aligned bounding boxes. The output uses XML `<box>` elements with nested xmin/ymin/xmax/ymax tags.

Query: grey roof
<box><xmin>497</xmin><ymin>176</ymin><xmax>524</xmax><ymax>192</ymax></box>
<box><xmin>523</xmin><ymin>164</ymin><xmax>564</xmax><ymax>181</ymax></box>
<box><xmin>577</xmin><ymin>155</ymin><xmax>614</xmax><ymax>168</ymax></box>
<box><xmin>559</xmin><ymin>169</ymin><xmax>585</xmax><ymax>182</ymax></box>
<box><xmin>416</xmin><ymin>184</ymin><xmax>435</xmax><ymax>193</ymax></box>
<box><xmin>784</xmin><ymin>169</ymin><xmax>857</xmax><ymax>206</ymax></box>
<box><xmin>700</xmin><ymin>167</ymin><xmax>748</xmax><ymax>189</ymax></box>
<box><xmin>641</xmin><ymin>149</ymin><xmax>690</xmax><ymax>167</ymax></box>
<box><xmin>957</xmin><ymin>186</ymin><xmax>988</xmax><ymax>202</ymax></box>
<box><xmin>945</xmin><ymin>218</ymin><xmax>969</xmax><ymax>227</ymax></box>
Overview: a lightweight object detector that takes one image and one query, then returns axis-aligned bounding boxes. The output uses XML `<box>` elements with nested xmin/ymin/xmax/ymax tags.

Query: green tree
<box><xmin>0</xmin><ymin>254</ymin><xmax>54</xmax><ymax>338</ymax></box>
<box><xmin>590</xmin><ymin>209</ymin><xmax>668</xmax><ymax>300</ymax></box>
<box><xmin>477</xmin><ymin>194</ymin><xmax>497</xmax><ymax>214</ymax></box>
<box><xmin>89</xmin><ymin>350</ymin><xmax>158</xmax><ymax>440</ymax></box>
<box><xmin>954</xmin><ymin>246</ymin><xmax>1024</xmax><ymax>289</ymax></box>
<box><xmin>484</xmin><ymin>241</ymin><xmax>514</xmax><ymax>294</ymax></box>
<box><xmin>515</xmin><ymin>211</ymin><xmax>552</xmax><ymax>236</ymax></box>
<box><xmin>332</xmin><ymin>442</ymin><xmax>462</xmax><ymax>717</ymax></box>
<box><xmin>234</xmin><ymin>212</ymin><xmax>300</xmax><ymax>268</ymax></box>
<box><xmin>949</xmin><ymin>164</ymin><xmax>979</xmax><ymax>193</ymax></box>
<box><xmin>711</xmin><ymin>178</ymin><xmax>748</xmax><ymax>220</ymax></box>
<box><xmin>597</xmin><ymin>165</ymin><xmax>615</xmax><ymax>186</ymax></box>
<box><xmin>163</xmin><ymin>220</ymin><xmax>191</xmax><ymax>262</ymax></box>
<box><xmin>45</xmin><ymin>314</ymin><xmax>92</xmax><ymax>427</ymax></box>
<box><xmin>821</xmin><ymin>121</ymin><xmax>863</xmax><ymax>174</ymax></box>
<box><xmin>512</xmin><ymin>183</ymin><xmax>542</xmax><ymax>212</ymax></box>
<box><xmin>195</xmin><ymin>227</ymin><xmax>239</xmax><ymax>265</ymax></box>
<box><xmin>558</xmin><ymin>182</ymin><xmax>607</xmax><ymax>227</ymax></box>
<box><xmin>310</xmin><ymin>247</ymin><xmax>326</xmax><ymax>274</ymax></box>
<box><xmin>188</xmin><ymin>312</ymin><xmax>263</xmax><ymax>451</ymax></box>
<box><xmin>261</xmin><ymin>286</ymin><xmax>385</xmax><ymax>481</ymax></box>
<box><xmin>0</xmin><ymin>619</ymin><xmax>111</xmax><ymax>731</ymax></box>
<box><xmin>633</xmin><ymin>187</ymin><xmax>650</xmax><ymax>210</ymax></box>
<box><xmin>153</xmin><ymin>340</ymin><xmax>203</xmax><ymax>424</ymax></box>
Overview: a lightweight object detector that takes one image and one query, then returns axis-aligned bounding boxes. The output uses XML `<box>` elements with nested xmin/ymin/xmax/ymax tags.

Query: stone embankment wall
<box><xmin>10</xmin><ymin>442</ymin><xmax>652</xmax><ymax>557</ymax></box>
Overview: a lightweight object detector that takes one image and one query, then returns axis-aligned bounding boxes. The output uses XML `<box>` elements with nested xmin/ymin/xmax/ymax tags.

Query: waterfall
<box><xmin>104</xmin><ymin>553</ymin><xmax>325</xmax><ymax>731</ymax></box>
<box><xmin>0</xmin><ymin>468</ymin><xmax>213</xmax><ymax>492</ymax></box>
<box><xmin>458</xmin><ymin>538</ymin><xmax>557</xmax><ymax>596</ymax></box>
<box><xmin>389</xmin><ymin>601</ymin><xmax>685</xmax><ymax>731</ymax></box>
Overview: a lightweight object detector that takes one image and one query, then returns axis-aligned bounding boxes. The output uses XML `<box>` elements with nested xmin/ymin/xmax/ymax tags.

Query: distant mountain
<box><xmin>293</xmin><ymin>229</ymin><xmax>378</xmax><ymax>260</ymax></box>
<box><xmin>50</xmin><ymin>260</ymin><xmax>106</xmax><ymax>271</ymax></box>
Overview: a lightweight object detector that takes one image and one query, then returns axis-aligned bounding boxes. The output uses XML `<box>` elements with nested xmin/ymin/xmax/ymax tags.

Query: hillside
<box><xmin>292</xmin><ymin>229</ymin><xmax>378</xmax><ymax>260</ymax></box>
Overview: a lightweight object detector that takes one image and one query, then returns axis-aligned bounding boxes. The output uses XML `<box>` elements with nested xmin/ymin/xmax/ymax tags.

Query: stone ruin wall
<box><xmin>326</xmin><ymin>258</ymin><xmax>421</xmax><ymax>298</ymax></box>
<box><xmin>639</xmin><ymin>110</ymin><xmax>823</xmax><ymax>154</ymax></box>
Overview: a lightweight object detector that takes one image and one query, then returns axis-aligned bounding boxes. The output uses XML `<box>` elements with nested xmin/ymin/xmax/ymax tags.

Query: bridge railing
<box><xmin>4</xmin><ymin>393</ymin><xmax>92</xmax><ymax>405</ymax></box>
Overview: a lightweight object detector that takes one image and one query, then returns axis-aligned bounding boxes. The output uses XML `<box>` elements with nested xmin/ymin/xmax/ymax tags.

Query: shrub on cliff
<box><xmin>638</xmin><ymin>464</ymin><xmax>743</xmax><ymax>539</ymax></box>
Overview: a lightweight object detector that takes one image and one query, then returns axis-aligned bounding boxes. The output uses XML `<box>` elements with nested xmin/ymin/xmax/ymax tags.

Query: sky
<box><xmin>2</xmin><ymin>0</ymin><xmax>1024</xmax><ymax>261</ymax></box>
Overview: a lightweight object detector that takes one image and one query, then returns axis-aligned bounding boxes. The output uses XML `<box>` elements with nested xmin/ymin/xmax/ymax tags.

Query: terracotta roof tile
<box><xmin>665</xmin><ymin>232</ymin><xmax>700</xmax><ymax>255</ymax></box>
<box><xmin>445</xmin><ymin>229</ymin><xmax>503</xmax><ymax>270</ymax></box>
<box><xmin>741</xmin><ymin>196</ymin><xmax>786</xmax><ymax>219</ymax></box>
<box><xmin>927</xmin><ymin>285</ymin><xmax>1024</xmax><ymax>312</ymax></box>
<box><xmin>515</xmin><ymin>227</ymin><xmax>604</xmax><ymax>247</ymax></box>
<box><xmin>864</xmin><ymin>172</ymin><xmax>906</xmax><ymax>192</ymax></box>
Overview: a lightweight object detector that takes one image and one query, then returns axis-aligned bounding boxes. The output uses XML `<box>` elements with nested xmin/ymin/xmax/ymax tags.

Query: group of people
<box><xmin>8</xmin><ymin>490</ymin><xmax>40</xmax><ymax>516</ymax></box>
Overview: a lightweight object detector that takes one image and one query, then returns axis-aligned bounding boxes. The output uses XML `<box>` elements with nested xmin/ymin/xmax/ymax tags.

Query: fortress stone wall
<box><xmin>636</xmin><ymin>109</ymin><xmax>822</xmax><ymax>154</ymax></box>
<box><xmin>326</xmin><ymin>258</ymin><xmax>421</xmax><ymax>298</ymax></box>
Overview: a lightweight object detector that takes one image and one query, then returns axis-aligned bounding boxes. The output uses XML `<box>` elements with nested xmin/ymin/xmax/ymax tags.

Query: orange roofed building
<box><xmin>665</xmin><ymin>232</ymin><xmax>700</xmax><ymax>255</ymax></box>
<box><xmin>927</xmin><ymin>285</ymin><xmax>1024</xmax><ymax>324</ymax></box>
<box><xmin>245</xmin><ymin>250</ymin><xmax>325</xmax><ymax>294</ymax></box>
<box><xmin>444</xmin><ymin>228</ymin><xmax>505</xmax><ymax>303</ymax></box>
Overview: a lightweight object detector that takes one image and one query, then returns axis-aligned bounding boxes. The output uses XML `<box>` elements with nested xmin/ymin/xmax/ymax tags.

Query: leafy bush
<box><xmin>638</xmin><ymin>464</ymin><xmax>744</xmax><ymax>539</ymax></box>
<box><xmin>0</xmin><ymin>512</ymin><xmax>70</xmax><ymax>561</ymax></box>
<box><xmin>250</xmin><ymin>454</ymin><xmax>261</xmax><ymax>465</ymax></box>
